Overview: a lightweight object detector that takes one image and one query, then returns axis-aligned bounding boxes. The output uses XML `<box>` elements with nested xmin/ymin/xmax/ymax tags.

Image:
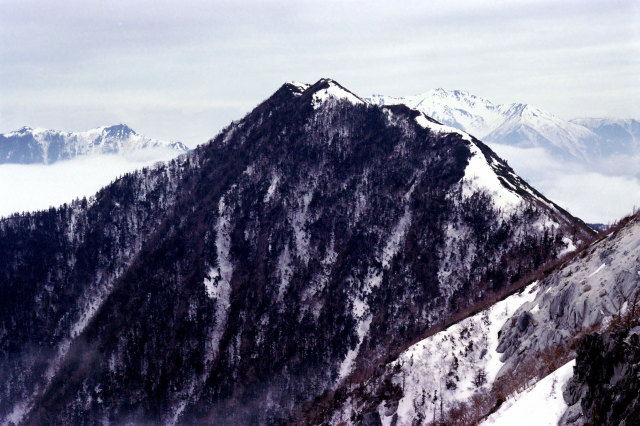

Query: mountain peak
<box><xmin>282</xmin><ymin>81</ymin><xmax>311</xmax><ymax>96</ymax></box>
<box><xmin>102</xmin><ymin>123</ymin><xmax>137</xmax><ymax>137</ymax></box>
<box><xmin>280</xmin><ymin>78</ymin><xmax>366</xmax><ymax>109</ymax></box>
<box><xmin>307</xmin><ymin>78</ymin><xmax>365</xmax><ymax>109</ymax></box>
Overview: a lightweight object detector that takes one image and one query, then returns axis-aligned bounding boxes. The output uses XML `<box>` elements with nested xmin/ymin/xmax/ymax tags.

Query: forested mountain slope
<box><xmin>0</xmin><ymin>79</ymin><xmax>594</xmax><ymax>425</ymax></box>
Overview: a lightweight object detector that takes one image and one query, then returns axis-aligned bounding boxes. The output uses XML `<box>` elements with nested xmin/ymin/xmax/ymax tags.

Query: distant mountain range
<box><xmin>366</xmin><ymin>90</ymin><xmax>639</xmax><ymax>163</ymax></box>
<box><xmin>0</xmin><ymin>124</ymin><xmax>189</xmax><ymax>165</ymax></box>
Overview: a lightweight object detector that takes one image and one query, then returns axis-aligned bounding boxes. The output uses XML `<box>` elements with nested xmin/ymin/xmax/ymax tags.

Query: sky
<box><xmin>1</xmin><ymin>0</ymin><xmax>639</xmax><ymax>148</ymax></box>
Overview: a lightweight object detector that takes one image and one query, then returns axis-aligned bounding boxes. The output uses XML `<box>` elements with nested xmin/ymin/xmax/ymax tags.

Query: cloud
<box><xmin>488</xmin><ymin>143</ymin><xmax>640</xmax><ymax>224</ymax></box>
<box><xmin>0</xmin><ymin>152</ymin><xmax>179</xmax><ymax>218</ymax></box>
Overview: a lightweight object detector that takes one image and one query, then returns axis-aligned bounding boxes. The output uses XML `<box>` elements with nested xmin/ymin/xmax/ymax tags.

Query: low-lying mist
<box><xmin>0</xmin><ymin>149</ymin><xmax>182</xmax><ymax>218</ymax></box>
<box><xmin>488</xmin><ymin>143</ymin><xmax>640</xmax><ymax>224</ymax></box>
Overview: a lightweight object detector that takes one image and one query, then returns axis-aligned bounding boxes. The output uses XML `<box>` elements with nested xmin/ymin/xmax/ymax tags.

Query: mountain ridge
<box><xmin>366</xmin><ymin>89</ymin><xmax>637</xmax><ymax>162</ymax></box>
<box><xmin>0</xmin><ymin>79</ymin><xmax>594</xmax><ymax>425</ymax></box>
<box><xmin>0</xmin><ymin>124</ymin><xmax>189</xmax><ymax>165</ymax></box>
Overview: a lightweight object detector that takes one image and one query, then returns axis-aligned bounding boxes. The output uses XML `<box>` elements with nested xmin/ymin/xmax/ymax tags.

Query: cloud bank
<box><xmin>488</xmin><ymin>143</ymin><xmax>640</xmax><ymax>224</ymax></box>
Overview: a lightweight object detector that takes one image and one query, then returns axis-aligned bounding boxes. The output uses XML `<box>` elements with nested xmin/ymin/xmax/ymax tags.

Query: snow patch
<box><xmin>389</xmin><ymin>282</ymin><xmax>539</xmax><ymax>424</ymax></box>
<box><xmin>559</xmin><ymin>237</ymin><xmax>577</xmax><ymax>256</ymax></box>
<box><xmin>276</xmin><ymin>245</ymin><xmax>293</xmax><ymax>303</ymax></box>
<box><xmin>588</xmin><ymin>263</ymin><xmax>606</xmax><ymax>277</ymax></box>
<box><xmin>338</xmin><ymin>208</ymin><xmax>412</xmax><ymax>382</ymax></box>
<box><xmin>264</xmin><ymin>174</ymin><xmax>280</xmax><ymax>203</ymax></box>
<box><xmin>481</xmin><ymin>360</ymin><xmax>576</xmax><ymax>426</ymax></box>
<box><xmin>312</xmin><ymin>80</ymin><xmax>365</xmax><ymax>109</ymax></box>
<box><xmin>287</xmin><ymin>81</ymin><xmax>311</xmax><ymax>93</ymax></box>
<box><xmin>381</xmin><ymin>207</ymin><xmax>411</xmax><ymax>268</ymax></box>
<box><xmin>462</xmin><ymin>142</ymin><xmax>522</xmax><ymax>211</ymax></box>
<box><xmin>291</xmin><ymin>190</ymin><xmax>313</xmax><ymax>264</ymax></box>
<box><xmin>338</xmin><ymin>316</ymin><xmax>372</xmax><ymax>381</ymax></box>
<box><xmin>204</xmin><ymin>194</ymin><xmax>234</xmax><ymax>355</ymax></box>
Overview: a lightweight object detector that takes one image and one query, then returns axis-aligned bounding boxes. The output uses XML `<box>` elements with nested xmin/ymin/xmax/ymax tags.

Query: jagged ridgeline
<box><xmin>0</xmin><ymin>79</ymin><xmax>594</xmax><ymax>424</ymax></box>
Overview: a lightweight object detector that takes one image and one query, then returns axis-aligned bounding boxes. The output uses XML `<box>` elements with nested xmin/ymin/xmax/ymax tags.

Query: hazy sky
<box><xmin>1</xmin><ymin>0</ymin><xmax>639</xmax><ymax>147</ymax></box>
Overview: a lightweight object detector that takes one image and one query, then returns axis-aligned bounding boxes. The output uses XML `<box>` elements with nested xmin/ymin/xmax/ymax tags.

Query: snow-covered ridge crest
<box><xmin>310</xmin><ymin>78</ymin><xmax>366</xmax><ymax>109</ymax></box>
<box><xmin>414</xmin><ymin>112</ymin><xmax>521</xmax><ymax>211</ymax></box>
<box><xmin>462</xmin><ymin>142</ymin><xmax>522</xmax><ymax>211</ymax></box>
<box><xmin>285</xmin><ymin>81</ymin><xmax>311</xmax><ymax>95</ymax></box>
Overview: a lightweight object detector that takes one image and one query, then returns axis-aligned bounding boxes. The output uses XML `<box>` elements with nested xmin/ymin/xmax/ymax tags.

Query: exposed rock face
<box><xmin>495</xmin><ymin>214</ymin><xmax>640</xmax><ymax>379</ymax></box>
<box><xmin>0</xmin><ymin>79</ymin><xmax>593</xmax><ymax>425</ymax></box>
<box><xmin>561</xmin><ymin>324</ymin><xmax>640</xmax><ymax>425</ymax></box>
<box><xmin>0</xmin><ymin>124</ymin><xmax>188</xmax><ymax>164</ymax></box>
<box><xmin>315</xmin><ymin>212</ymin><xmax>640</xmax><ymax>425</ymax></box>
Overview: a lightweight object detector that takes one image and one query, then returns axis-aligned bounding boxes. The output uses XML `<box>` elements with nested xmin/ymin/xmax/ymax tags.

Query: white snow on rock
<box><xmin>287</xmin><ymin>81</ymin><xmax>311</xmax><ymax>93</ymax></box>
<box><xmin>338</xmin><ymin>208</ymin><xmax>412</xmax><ymax>382</ymax></box>
<box><xmin>495</xmin><ymin>214</ymin><xmax>640</xmax><ymax>381</ymax></box>
<box><xmin>481</xmin><ymin>359</ymin><xmax>576</xmax><ymax>426</ymax></box>
<box><xmin>178</xmin><ymin>196</ymin><xmax>235</xmax><ymax>425</ymax></box>
<box><xmin>312</xmin><ymin>80</ymin><xmax>365</xmax><ymax>109</ymax></box>
<box><xmin>587</xmin><ymin>262</ymin><xmax>606</xmax><ymax>277</ymax></box>
<box><xmin>380</xmin><ymin>282</ymin><xmax>539</xmax><ymax>425</ymax></box>
<box><xmin>264</xmin><ymin>173</ymin><xmax>280</xmax><ymax>203</ymax></box>
<box><xmin>338</xmin><ymin>315</ymin><xmax>373</xmax><ymax>381</ymax></box>
<box><xmin>462</xmin><ymin>142</ymin><xmax>522</xmax><ymax>211</ymax></box>
<box><xmin>276</xmin><ymin>244</ymin><xmax>293</xmax><ymax>303</ymax></box>
<box><xmin>414</xmin><ymin>112</ymin><xmax>521</xmax><ymax>212</ymax></box>
<box><xmin>204</xmin><ymin>194</ymin><xmax>234</xmax><ymax>302</ymax></box>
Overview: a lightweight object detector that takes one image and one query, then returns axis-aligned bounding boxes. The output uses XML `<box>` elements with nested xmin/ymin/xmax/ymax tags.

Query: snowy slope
<box><xmin>386</xmin><ymin>283</ymin><xmax>540</xmax><ymax>425</ymax></box>
<box><xmin>481</xmin><ymin>360</ymin><xmax>576</xmax><ymax>426</ymax></box>
<box><xmin>311</xmin><ymin>78</ymin><xmax>365</xmax><ymax>109</ymax></box>
<box><xmin>0</xmin><ymin>124</ymin><xmax>188</xmax><ymax>165</ymax></box>
<box><xmin>327</xmin><ymin>283</ymin><xmax>541</xmax><ymax>425</ymax></box>
<box><xmin>486</xmin><ymin>104</ymin><xmax>597</xmax><ymax>161</ymax></box>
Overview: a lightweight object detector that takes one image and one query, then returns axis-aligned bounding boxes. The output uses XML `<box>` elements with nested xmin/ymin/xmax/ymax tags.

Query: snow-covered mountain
<box><xmin>0</xmin><ymin>79</ymin><xmax>594</xmax><ymax>425</ymax></box>
<box><xmin>368</xmin><ymin>89</ymin><xmax>504</xmax><ymax>140</ymax></box>
<box><xmin>0</xmin><ymin>124</ymin><xmax>189</xmax><ymax>164</ymax></box>
<box><xmin>366</xmin><ymin>90</ymin><xmax>628</xmax><ymax>162</ymax></box>
<box><xmin>570</xmin><ymin>117</ymin><xmax>640</xmax><ymax>157</ymax></box>
<box><xmin>316</xmin><ymin>208</ymin><xmax>640</xmax><ymax>425</ymax></box>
